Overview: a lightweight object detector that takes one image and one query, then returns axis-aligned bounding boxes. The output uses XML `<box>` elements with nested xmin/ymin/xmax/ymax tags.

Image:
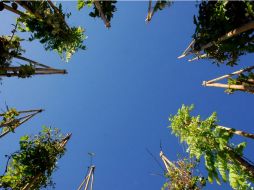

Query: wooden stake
<box><xmin>93</xmin><ymin>1</ymin><xmax>111</xmax><ymax>28</ymax></box>
<box><xmin>203</xmin><ymin>66</ymin><xmax>254</xmax><ymax>85</ymax></box>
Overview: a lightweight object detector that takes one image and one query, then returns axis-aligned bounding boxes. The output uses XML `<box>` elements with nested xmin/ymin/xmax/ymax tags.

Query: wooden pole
<box><xmin>0</xmin><ymin>109</ymin><xmax>43</xmax><ymax>138</ymax></box>
<box><xmin>77</xmin><ymin>165</ymin><xmax>95</xmax><ymax>190</ymax></box>
<box><xmin>93</xmin><ymin>1</ymin><xmax>111</xmax><ymax>28</ymax></box>
<box><xmin>15</xmin><ymin>1</ymin><xmax>43</xmax><ymax>19</ymax></box>
<box><xmin>3</xmin><ymin>3</ymin><xmax>24</xmax><ymax>16</ymax></box>
<box><xmin>203</xmin><ymin>66</ymin><xmax>254</xmax><ymax>85</ymax></box>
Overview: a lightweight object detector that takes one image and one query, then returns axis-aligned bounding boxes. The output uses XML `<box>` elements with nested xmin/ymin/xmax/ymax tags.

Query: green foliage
<box><xmin>17</xmin><ymin>65</ymin><xmax>35</xmax><ymax>78</ymax></box>
<box><xmin>0</xmin><ymin>108</ymin><xmax>19</xmax><ymax>134</ymax></box>
<box><xmin>0</xmin><ymin>127</ymin><xmax>66</xmax><ymax>190</ymax></box>
<box><xmin>193</xmin><ymin>1</ymin><xmax>254</xmax><ymax>66</ymax></box>
<box><xmin>78</xmin><ymin>0</ymin><xmax>117</xmax><ymax>23</ymax></box>
<box><xmin>169</xmin><ymin>105</ymin><xmax>254</xmax><ymax>189</ymax></box>
<box><xmin>0</xmin><ymin>35</ymin><xmax>23</xmax><ymax>67</ymax></box>
<box><xmin>162</xmin><ymin>158</ymin><xmax>205</xmax><ymax>190</ymax></box>
<box><xmin>17</xmin><ymin>1</ymin><xmax>86</xmax><ymax>61</ymax></box>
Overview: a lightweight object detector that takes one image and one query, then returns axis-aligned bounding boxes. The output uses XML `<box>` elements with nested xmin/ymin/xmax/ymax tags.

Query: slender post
<box><xmin>15</xmin><ymin>1</ymin><xmax>43</xmax><ymax>19</ymax></box>
<box><xmin>93</xmin><ymin>1</ymin><xmax>111</xmax><ymax>28</ymax></box>
<box><xmin>3</xmin><ymin>3</ymin><xmax>24</xmax><ymax>16</ymax></box>
<box><xmin>203</xmin><ymin>66</ymin><xmax>254</xmax><ymax>85</ymax></box>
<box><xmin>77</xmin><ymin>165</ymin><xmax>95</xmax><ymax>190</ymax></box>
<box><xmin>0</xmin><ymin>109</ymin><xmax>43</xmax><ymax>138</ymax></box>
<box><xmin>202</xmin><ymin>82</ymin><xmax>254</xmax><ymax>93</ymax></box>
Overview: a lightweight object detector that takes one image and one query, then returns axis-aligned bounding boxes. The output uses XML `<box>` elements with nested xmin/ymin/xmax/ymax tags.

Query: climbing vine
<box><xmin>0</xmin><ymin>127</ymin><xmax>68</xmax><ymax>190</ymax></box>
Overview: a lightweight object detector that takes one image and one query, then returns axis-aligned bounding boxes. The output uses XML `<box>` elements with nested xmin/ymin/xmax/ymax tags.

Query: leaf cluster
<box><xmin>0</xmin><ymin>127</ymin><xmax>66</xmax><ymax>190</ymax></box>
<box><xmin>17</xmin><ymin>1</ymin><xmax>86</xmax><ymax>61</ymax></box>
<box><xmin>0</xmin><ymin>36</ymin><xmax>23</xmax><ymax>67</ymax></box>
<box><xmin>162</xmin><ymin>158</ymin><xmax>205</xmax><ymax>190</ymax></box>
<box><xmin>193</xmin><ymin>1</ymin><xmax>254</xmax><ymax>66</ymax></box>
<box><xmin>0</xmin><ymin>108</ymin><xmax>19</xmax><ymax>134</ymax></box>
<box><xmin>169</xmin><ymin>105</ymin><xmax>254</xmax><ymax>189</ymax></box>
<box><xmin>78</xmin><ymin>0</ymin><xmax>117</xmax><ymax>22</ymax></box>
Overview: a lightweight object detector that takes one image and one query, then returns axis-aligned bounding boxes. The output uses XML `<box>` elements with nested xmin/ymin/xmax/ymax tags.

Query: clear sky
<box><xmin>0</xmin><ymin>1</ymin><xmax>254</xmax><ymax>190</ymax></box>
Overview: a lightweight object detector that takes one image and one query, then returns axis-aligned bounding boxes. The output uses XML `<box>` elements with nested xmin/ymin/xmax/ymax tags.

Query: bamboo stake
<box><xmin>3</xmin><ymin>3</ymin><xmax>24</xmax><ymax>16</ymax></box>
<box><xmin>77</xmin><ymin>165</ymin><xmax>95</xmax><ymax>190</ymax></box>
<box><xmin>217</xmin><ymin>126</ymin><xmax>254</xmax><ymax>139</ymax></box>
<box><xmin>188</xmin><ymin>53</ymin><xmax>207</xmax><ymax>62</ymax></box>
<box><xmin>15</xmin><ymin>1</ymin><xmax>43</xmax><ymax>19</ymax></box>
<box><xmin>47</xmin><ymin>0</ymin><xmax>70</xmax><ymax>30</ymax></box>
<box><xmin>15</xmin><ymin>55</ymin><xmax>52</xmax><ymax>68</ymax></box>
<box><xmin>93</xmin><ymin>1</ymin><xmax>111</xmax><ymax>28</ymax></box>
<box><xmin>178</xmin><ymin>40</ymin><xmax>195</xmax><ymax>59</ymax></box>
<box><xmin>145</xmin><ymin>0</ymin><xmax>153</xmax><ymax>22</ymax></box>
<box><xmin>0</xmin><ymin>109</ymin><xmax>43</xmax><ymax>138</ymax></box>
<box><xmin>160</xmin><ymin>151</ymin><xmax>179</xmax><ymax>173</ymax></box>
<box><xmin>203</xmin><ymin>66</ymin><xmax>254</xmax><ymax>85</ymax></box>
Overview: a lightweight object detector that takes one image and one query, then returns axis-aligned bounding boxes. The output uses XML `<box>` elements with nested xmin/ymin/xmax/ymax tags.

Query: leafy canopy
<box><xmin>193</xmin><ymin>1</ymin><xmax>254</xmax><ymax>66</ymax></box>
<box><xmin>0</xmin><ymin>127</ymin><xmax>67</xmax><ymax>190</ymax></box>
<box><xmin>169</xmin><ymin>105</ymin><xmax>254</xmax><ymax>189</ymax></box>
<box><xmin>17</xmin><ymin>1</ymin><xmax>86</xmax><ymax>61</ymax></box>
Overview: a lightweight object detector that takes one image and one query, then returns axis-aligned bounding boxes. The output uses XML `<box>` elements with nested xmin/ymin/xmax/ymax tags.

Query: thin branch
<box><xmin>217</xmin><ymin>125</ymin><xmax>254</xmax><ymax>139</ymax></box>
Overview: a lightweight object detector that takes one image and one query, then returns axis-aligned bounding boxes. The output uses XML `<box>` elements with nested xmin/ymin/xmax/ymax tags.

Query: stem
<box><xmin>217</xmin><ymin>126</ymin><xmax>254</xmax><ymax>139</ymax></box>
<box><xmin>93</xmin><ymin>1</ymin><xmax>111</xmax><ymax>28</ymax></box>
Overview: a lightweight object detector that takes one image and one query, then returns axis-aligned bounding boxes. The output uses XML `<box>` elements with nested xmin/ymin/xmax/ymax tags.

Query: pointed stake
<box><xmin>93</xmin><ymin>1</ymin><xmax>111</xmax><ymax>28</ymax></box>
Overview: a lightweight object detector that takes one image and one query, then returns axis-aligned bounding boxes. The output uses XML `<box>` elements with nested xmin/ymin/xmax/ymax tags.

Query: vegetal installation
<box><xmin>0</xmin><ymin>108</ymin><xmax>43</xmax><ymax>138</ymax></box>
<box><xmin>77</xmin><ymin>0</ymin><xmax>117</xmax><ymax>28</ymax></box>
<box><xmin>169</xmin><ymin>105</ymin><xmax>254</xmax><ymax>189</ymax></box>
<box><xmin>160</xmin><ymin>151</ymin><xmax>206</xmax><ymax>190</ymax></box>
<box><xmin>0</xmin><ymin>1</ymin><xmax>86</xmax><ymax>61</ymax></box>
<box><xmin>0</xmin><ymin>127</ymin><xmax>71</xmax><ymax>190</ymax></box>
<box><xmin>0</xmin><ymin>35</ymin><xmax>67</xmax><ymax>78</ymax></box>
<box><xmin>178</xmin><ymin>1</ymin><xmax>254</xmax><ymax>66</ymax></box>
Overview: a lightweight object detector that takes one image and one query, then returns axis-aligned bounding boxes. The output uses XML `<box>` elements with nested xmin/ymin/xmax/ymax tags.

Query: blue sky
<box><xmin>0</xmin><ymin>1</ymin><xmax>254</xmax><ymax>190</ymax></box>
